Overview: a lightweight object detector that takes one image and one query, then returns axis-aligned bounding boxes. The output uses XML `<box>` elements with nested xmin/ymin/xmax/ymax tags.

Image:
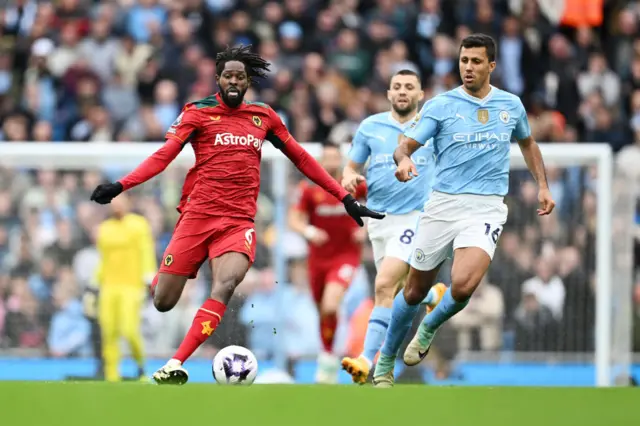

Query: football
<box><xmin>212</xmin><ymin>345</ymin><xmax>259</xmax><ymax>385</ymax></box>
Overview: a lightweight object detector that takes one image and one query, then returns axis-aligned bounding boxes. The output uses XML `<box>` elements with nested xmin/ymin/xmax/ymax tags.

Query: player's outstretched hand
<box><xmin>537</xmin><ymin>188</ymin><xmax>555</xmax><ymax>216</ymax></box>
<box><xmin>342</xmin><ymin>194</ymin><xmax>385</xmax><ymax>226</ymax></box>
<box><xmin>395</xmin><ymin>158</ymin><xmax>418</xmax><ymax>182</ymax></box>
<box><xmin>342</xmin><ymin>174</ymin><xmax>365</xmax><ymax>193</ymax></box>
<box><xmin>90</xmin><ymin>182</ymin><xmax>124</xmax><ymax>204</ymax></box>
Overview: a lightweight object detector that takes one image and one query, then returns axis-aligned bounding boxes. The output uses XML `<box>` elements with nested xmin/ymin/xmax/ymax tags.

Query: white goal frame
<box><xmin>0</xmin><ymin>142</ymin><xmax>618</xmax><ymax>386</ymax></box>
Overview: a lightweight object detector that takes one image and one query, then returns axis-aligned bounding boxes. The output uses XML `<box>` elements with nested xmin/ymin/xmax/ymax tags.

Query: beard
<box><xmin>220</xmin><ymin>87</ymin><xmax>247</xmax><ymax>107</ymax></box>
<box><xmin>392</xmin><ymin>102</ymin><xmax>415</xmax><ymax>117</ymax></box>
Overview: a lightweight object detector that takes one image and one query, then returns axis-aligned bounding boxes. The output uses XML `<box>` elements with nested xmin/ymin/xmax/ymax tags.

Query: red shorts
<box><xmin>308</xmin><ymin>259</ymin><xmax>359</xmax><ymax>304</ymax></box>
<box><xmin>159</xmin><ymin>212</ymin><xmax>257</xmax><ymax>278</ymax></box>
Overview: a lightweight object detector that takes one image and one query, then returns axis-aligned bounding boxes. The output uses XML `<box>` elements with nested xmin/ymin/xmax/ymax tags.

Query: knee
<box><xmin>403</xmin><ymin>284</ymin><xmax>425</xmax><ymax>305</ymax></box>
<box><xmin>373</xmin><ymin>276</ymin><xmax>396</xmax><ymax>306</ymax></box>
<box><xmin>153</xmin><ymin>293</ymin><xmax>177</xmax><ymax>312</ymax></box>
<box><xmin>451</xmin><ymin>271</ymin><xmax>477</xmax><ymax>301</ymax></box>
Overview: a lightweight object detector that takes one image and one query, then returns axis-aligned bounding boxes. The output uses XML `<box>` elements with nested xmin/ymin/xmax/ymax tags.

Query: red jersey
<box><xmin>295</xmin><ymin>180</ymin><xmax>367</xmax><ymax>264</ymax></box>
<box><xmin>118</xmin><ymin>94</ymin><xmax>349</xmax><ymax>220</ymax></box>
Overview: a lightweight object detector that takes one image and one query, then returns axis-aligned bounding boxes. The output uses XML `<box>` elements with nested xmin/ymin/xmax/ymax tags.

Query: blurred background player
<box><xmin>340</xmin><ymin>70</ymin><xmax>447</xmax><ymax>384</ymax></box>
<box><xmin>289</xmin><ymin>145</ymin><xmax>367</xmax><ymax>384</ymax></box>
<box><xmin>90</xmin><ymin>45</ymin><xmax>383</xmax><ymax>385</ymax></box>
<box><xmin>94</xmin><ymin>192</ymin><xmax>156</xmax><ymax>382</ymax></box>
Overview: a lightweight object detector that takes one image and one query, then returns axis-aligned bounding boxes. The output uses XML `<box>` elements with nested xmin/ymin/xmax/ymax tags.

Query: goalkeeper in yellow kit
<box><xmin>94</xmin><ymin>192</ymin><xmax>156</xmax><ymax>381</ymax></box>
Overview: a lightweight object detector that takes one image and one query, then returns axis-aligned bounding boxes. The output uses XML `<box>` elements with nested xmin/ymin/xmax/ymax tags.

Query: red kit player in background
<box><xmin>90</xmin><ymin>45</ymin><xmax>384</xmax><ymax>385</ymax></box>
<box><xmin>289</xmin><ymin>145</ymin><xmax>368</xmax><ymax>384</ymax></box>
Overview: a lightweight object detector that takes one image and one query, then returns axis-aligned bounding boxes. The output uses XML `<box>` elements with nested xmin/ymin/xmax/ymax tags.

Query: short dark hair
<box><xmin>215</xmin><ymin>44</ymin><xmax>271</xmax><ymax>84</ymax></box>
<box><xmin>393</xmin><ymin>69</ymin><xmax>421</xmax><ymax>82</ymax></box>
<box><xmin>460</xmin><ymin>33</ymin><xmax>497</xmax><ymax>62</ymax></box>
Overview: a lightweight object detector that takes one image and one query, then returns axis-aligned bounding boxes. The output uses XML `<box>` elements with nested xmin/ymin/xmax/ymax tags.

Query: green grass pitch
<box><xmin>3</xmin><ymin>382</ymin><xmax>639</xmax><ymax>426</ymax></box>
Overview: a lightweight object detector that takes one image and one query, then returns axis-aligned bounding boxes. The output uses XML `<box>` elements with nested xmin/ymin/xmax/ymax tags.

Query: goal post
<box><xmin>0</xmin><ymin>142</ymin><xmax>631</xmax><ymax>387</ymax></box>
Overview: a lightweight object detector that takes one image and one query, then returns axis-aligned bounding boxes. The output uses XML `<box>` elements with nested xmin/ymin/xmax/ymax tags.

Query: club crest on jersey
<box><xmin>164</xmin><ymin>254</ymin><xmax>173</xmax><ymax>267</ymax></box>
<box><xmin>499</xmin><ymin>111</ymin><xmax>510</xmax><ymax>123</ymax></box>
<box><xmin>252</xmin><ymin>116</ymin><xmax>262</xmax><ymax>128</ymax></box>
<box><xmin>477</xmin><ymin>109</ymin><xmax>489</xmax><ymax>124</ymax></box>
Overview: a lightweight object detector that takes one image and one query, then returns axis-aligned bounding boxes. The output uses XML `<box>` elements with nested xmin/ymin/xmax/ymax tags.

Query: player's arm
<box><xmin>343</xmin><ymin>126</ymin><xmax>370</xmax><ymax>192</ymax></box>
<box><xmin>90</xmin><ymin>107</ymin><xmax>199</xmax><ymax>205</ymax></box>
<box><xmin>343</xmin><ymin>160</ymin><xmax>365</xmax><ymax>193</ymax></box>
<box><xmin>394</xmin><ymin>102</ymin><xmax>438</xmax><ymax>182</ymax></box>
<box><xmin>288</xmin><ymin>184</ymin><xmax>328</xmax><ymax>245</ymax></box>
<box><xmin>266</xmin><ymin>108</ymin><xmax>384</xmax><ymax>226</ymax></box>
<box><xmin>514</xmin><ymin>107</ymin><xmax>555</xmax><ymax>216</ymax></box>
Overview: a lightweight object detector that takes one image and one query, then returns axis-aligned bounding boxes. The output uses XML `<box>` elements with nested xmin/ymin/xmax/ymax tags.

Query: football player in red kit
<box><xmin>289</xmin><ymin>145</ymin><xmax>368</xmax><ymax>384</ymax></box>
<box><xmin>90</xmin><ymin>45</ymin><xmax>384</xmax><ymax>385</ymax></box>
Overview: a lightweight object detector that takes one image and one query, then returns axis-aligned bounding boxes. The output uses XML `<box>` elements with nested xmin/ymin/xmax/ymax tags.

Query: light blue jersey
<box><xmin>405</xmin><ymin>86</ymin><xmax>531</xmax><ymax>196</ymax></box>
<box><xmin>349</xmin><ymin>112</ymin><xmax>434</xmax><ymax>215</ymax></box>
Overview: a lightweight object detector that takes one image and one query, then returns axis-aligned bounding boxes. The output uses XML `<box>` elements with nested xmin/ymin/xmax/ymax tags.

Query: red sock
<box><xmin>150</xmin><ymin>274</ymin><xmax>158</xmax><ymax>297</ymax></box>
<box><xmin>320</xmin><ymin>314</ymin><xmax>338</xmax><ymax>353</ymax></box>
<box><xmin>173</xmin><ymin>298</ymin><xmax>226</xmax><ymax>363</ymax></box>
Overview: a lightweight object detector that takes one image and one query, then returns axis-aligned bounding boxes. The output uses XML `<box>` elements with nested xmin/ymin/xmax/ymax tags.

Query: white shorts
<box><xmin>367</xmin><ymin>211</ymin><xmax>421</xmax><ymax>270</ymax></box>
<box><xmin>410</xmin><ymin>191</ymin><xmax>508</xmax><ymax>271</ymax></box>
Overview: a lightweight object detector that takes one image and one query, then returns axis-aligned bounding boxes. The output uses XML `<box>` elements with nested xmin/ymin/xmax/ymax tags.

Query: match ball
<box><xmin>212</xmin><ymin>345</ymin><xmax>258</xmax><ymax>385</ymax></box>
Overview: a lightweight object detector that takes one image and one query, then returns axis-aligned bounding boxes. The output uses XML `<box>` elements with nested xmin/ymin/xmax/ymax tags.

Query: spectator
<box><xmin>514</xmin><ymin>288</ymin><xmax>560</xmax><ymax>352</ymax></box>
<box><xmin>521</xmin><ymin>257</ymin><xmax>566</xmax><ymax>322</ymax></box>
<box><xmin>47</xmin><ymin>274</ymin><xmax>91</xmax><ymax>357</ymax></box>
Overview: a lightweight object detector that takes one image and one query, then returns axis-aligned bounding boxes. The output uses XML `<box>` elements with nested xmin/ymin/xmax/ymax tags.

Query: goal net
<box><xmin>0</xmin><ymin>142</ymin><xmax>632</xmax><ymax>387</ymax></box>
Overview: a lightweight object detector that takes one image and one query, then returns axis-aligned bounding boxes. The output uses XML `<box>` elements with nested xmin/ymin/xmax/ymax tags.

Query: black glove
<box><xmin>90</xmin><ymin>182</ymin><xmax>123</xmax><ymax>204</ymax></box>
<box><xmin>342</xmin><ymin>194</ymin><xmax>385</xmax><ymax>226</ymax></box>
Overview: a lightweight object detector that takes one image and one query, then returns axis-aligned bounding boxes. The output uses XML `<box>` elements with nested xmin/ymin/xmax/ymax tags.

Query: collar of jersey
<box><xmin>387</xmin><ymin>111</ymin><xmax>418</xmax><ymax>128</ymax></box>
<box><xmin>456</xmin><ymin>85</ymin><xmax>496</xmax><ymax>105</ymax></box>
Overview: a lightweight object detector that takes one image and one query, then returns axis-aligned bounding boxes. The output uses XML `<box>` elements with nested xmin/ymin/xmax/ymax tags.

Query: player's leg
<box><xmin>119</xmin><ymin>286</ymin><xmax>146</xmax><ymax>379</ymax></box>
<box><xmin>167</xmin><ymin>220</ymin><xmax>257</xmax><ymax>375</ymax></box>
<box><xmin>152</xmin><ymin>213</ymin><xmax>208</xmax><ymax>312</ymax></box>
<box><xmin>316</xmin><ymin>262</ymin><xmax>356</xmax><ymax>384</ymax></box>
<box><xmin>341</xmin><ymin>254</ymin><xmax>407</xmax><ymax>384</ymax></box>
<box><xmin>316</xmin><ymin>281</ymin><xmax>347</xmax><ymax>384</ymax></box>
<box><xmin>152</xmin><ymin>214</ymin><xmax>210</xmax><ymax>384</ymax></box>
<box><xmin>403</xmin><ymin>248</ymin><xmax>488</xmax><ymax>366</ymax></box>
<box><xmin>171</xmin><ymin>252</ymin><xmax>250</xmax><ymax>363</ymax></box>
<box><xmin>98</xmin><ymin>287</ymin><xmax>120</xmax><ymax>382</ymax></box>
<box><xmin>404</xmin><ymin>211</ymin><xmax>506</xmax><ymax>367</ymax></box>
<box><xmin>373</xmin><ymin>215</ymin><xmax>456</xmax><ymax>387</ymax></box>
<box><xmin>152</xmin><ymin>273</ymin><xmax>188</xmax><ymax>312</ymax></box>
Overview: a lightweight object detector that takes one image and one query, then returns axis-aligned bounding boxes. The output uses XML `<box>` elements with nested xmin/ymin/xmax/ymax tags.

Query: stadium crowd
<box><xmin>0</xmin><ymin>0</ymin><xmax>639</xmax><ymax>377</ymax></box>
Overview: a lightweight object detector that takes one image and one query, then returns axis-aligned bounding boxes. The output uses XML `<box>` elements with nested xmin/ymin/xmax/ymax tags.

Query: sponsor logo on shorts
<box><xmin>214</xmin><ymin>133</ymin><xmax>264</xmax><ymax>151</ymax></box>
<box><xmin>414</xmin><ymin>248</ymin><xmax>426</xmax><ymax>263</ymax></box>
<box><xmin>164</xmin><ymin>254</ymin><xmax>173</xmax><ymax>266</ymax></box>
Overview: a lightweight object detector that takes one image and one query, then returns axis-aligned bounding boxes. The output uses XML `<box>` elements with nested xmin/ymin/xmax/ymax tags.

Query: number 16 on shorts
<box><xmin>484</xmin><ymin>223</ymin><xmax>502</xmax><ymax>246</ymax></box>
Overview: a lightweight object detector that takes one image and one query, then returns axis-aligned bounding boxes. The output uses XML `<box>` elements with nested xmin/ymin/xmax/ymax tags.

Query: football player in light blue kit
<box><xmin>373</xmin><ymin>34</ymin><xmax>556</xmax><ymax>387</ymax></box>
<box><xmin>340</xmin><ymin>70</ymin><xmax>447</xmax><ymax>384</ymax></box>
